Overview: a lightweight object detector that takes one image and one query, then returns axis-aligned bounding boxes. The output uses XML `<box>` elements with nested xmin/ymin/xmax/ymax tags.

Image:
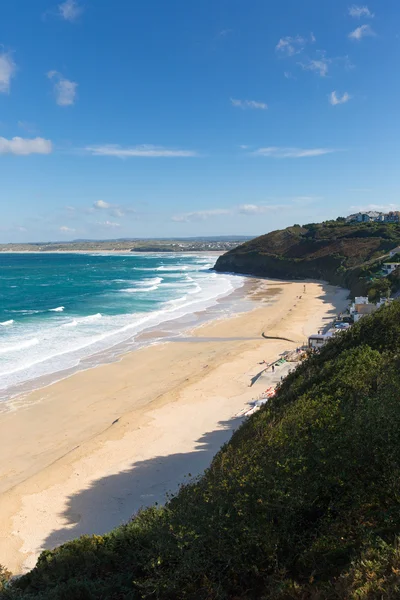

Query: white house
<box><xmin>308</xmin><ymin>330</ymin><xmax>336</xmax><ymax>349</ymax></box>
<box><xmin>383</xmin><ymin>262</ymin><xmax>400</xmax><ymax>276</ymax></box>
<box><xmin>389</xmin><ymin>247</ymin><xmax>400</xmax><ymax>258</ymax></box>
<box><xmin>349</xmin><ymin>297</ymin><xmax>378</xmax><ymax>320</ymax></box>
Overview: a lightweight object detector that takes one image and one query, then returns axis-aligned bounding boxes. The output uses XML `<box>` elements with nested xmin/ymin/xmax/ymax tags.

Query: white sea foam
<box><xmin>0</xmin><ymin>320</ymin><xmax>14</xmax><ymax>326</ymax></box>
<box><xmin>77</xmin><ymin>313</ymin><xmax>102</xmax><ymax>323</ymax></box>
<box><xmin>62</xmin><ymin>320</ymin><xmax>78</xmax><ymax>328</ymax></box>
<box><xmin>121</xmin><ymin>285</ymin><xmax>160</xmax><ymax>293</ymax></box>
<box><xmin>0</xmin><ymin>338</ymin><xmax>39</xmax><ymax>355</ymax></box>
<box><xmin>49</xmin><ymin>306</ymin><xmax>65</xmax><ymax>312</ymax></box>
<box><xmin>0</xmin><ymin>257</ymin><xmax>245</xmax><ymax>401</ymax></box>
<box><xmin>136</xmin><ymin>277</ymin><xmax>163</xmax><ymax>286</ymax></box>
<box><xmin>155</xmin><ymin>265</ymin><xmax>189</xmax><ymax>272</ymax></box>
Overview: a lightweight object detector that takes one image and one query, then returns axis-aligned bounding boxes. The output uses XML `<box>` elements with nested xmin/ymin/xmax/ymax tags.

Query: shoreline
<box><xmin>0</xmin><ymin>279</ymin><xmax>349</xmax><ymax>574</ymax></box>
<box><xmin>0</xmin><ymin>269</ymin><xmax>249</xmax><ymax>407</ymax></box>
<box><xmin>0</xmin><ymin>250</ymin><xmax>225</xmax><ymax>255</ymax></box>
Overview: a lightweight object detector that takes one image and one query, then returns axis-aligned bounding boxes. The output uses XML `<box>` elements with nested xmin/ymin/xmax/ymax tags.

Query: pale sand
<box><xmin>0</xmin><ymin>279</ymin><xmax>349</xmax><ymax>574</ymax></box>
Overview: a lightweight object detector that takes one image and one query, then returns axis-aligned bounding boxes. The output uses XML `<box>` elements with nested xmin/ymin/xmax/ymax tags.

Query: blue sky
<box><xmin>0</xmin><ymin>0</ymin><xmax>399</xmax><ymax>242</ymax></box>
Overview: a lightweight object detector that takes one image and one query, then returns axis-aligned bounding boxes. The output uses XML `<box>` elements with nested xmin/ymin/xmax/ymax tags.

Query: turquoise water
<box><xmin>0</xmin><ymin>253</ymin><xmax>244</xmax><ymax>402</ymax></box>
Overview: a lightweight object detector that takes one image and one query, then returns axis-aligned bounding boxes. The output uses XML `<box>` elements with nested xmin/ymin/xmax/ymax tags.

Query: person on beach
<box><xmin>272</xmin><ymin>364</ymin><xmax>275</xmax><ymax>373</ymax></box>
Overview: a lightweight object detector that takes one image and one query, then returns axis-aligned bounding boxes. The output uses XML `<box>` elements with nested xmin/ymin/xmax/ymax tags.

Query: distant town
<box><xmin>346</xmin><ymin>210</ymin><xmax>400</xmax><ymax>223</ymax></box>
<box><xmin>0</xmin><ymin>237</ymin><xmax>252</xmax><ymax>254</ymax></box>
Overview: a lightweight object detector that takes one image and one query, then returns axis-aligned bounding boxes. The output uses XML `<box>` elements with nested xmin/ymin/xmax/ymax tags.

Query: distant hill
<box><xmin>215</xmin><ymin>220</ymin><xmax>400</xmax><ymax>295</ymax></box>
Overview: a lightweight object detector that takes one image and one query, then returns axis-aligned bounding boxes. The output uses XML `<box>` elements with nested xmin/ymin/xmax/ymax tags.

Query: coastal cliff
<box><xmin>214</xmin><ymin>220</ymin><xmax>400</xmax><ymax>295</ymax></box>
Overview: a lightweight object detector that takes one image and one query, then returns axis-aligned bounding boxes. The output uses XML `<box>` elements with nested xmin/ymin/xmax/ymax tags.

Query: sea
<box><xmin>0</xmin><ymin>253</ymin><xmax>246</xmax><ymax>404</ymax></box>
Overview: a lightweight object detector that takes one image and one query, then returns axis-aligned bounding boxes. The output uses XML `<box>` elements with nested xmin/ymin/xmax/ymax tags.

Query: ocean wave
<box><xmin>136</xmin><ymin>277</ymin><xmax>163</xmax><ymax>286</ymax></box>
<box><xmin>155</xmin><ymin>265</ymin><xmax>189</xmax><ymax>272</ymax></box>
<box><xmin>62</xmin><ymin>320</ymin><xmax>78</xmax><ymax>328</ymax></box>
<box><xmin>164</xmin><ymin>295</ymin><xmax>188</xmax><ymax>307</ymax></box>
<box><xmin>10</xmin><ymin>309</ymin><xmax>42</xmax><ymax>315</ymax></box>
<box><xmin>121</xmin><ymin>285</ymin><xmax>160</xmax><ymax>293</ymax></box>
<box><xmin>131</xmin><ymin>267</ymin><xmax>157</xmax><ymax>271</ymax></box>
<box><xmin>78</xmin><ymin>313</ymin><xmax>102</xmax><ymax>323</ymax></box>
<box><xmin>0</xmin><ymin>320</ymin><xmax>14</xmax><ymax>327</ymax></box>
<box><xmin>62</xmin><ymin>314</ymin><xmax>102</xmax><ymax>327</ymax></box>
<box><xmin>0</xmin><ymin>338</ymin><xmax>39</xmax><ymax>355</ymax></box>
<box><xmin>49</xmin><ymin>306</ymin><xmax>65</xmax><ymax>312</ymax></box>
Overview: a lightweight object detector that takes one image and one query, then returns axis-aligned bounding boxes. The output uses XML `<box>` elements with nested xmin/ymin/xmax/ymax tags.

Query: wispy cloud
<box><xmin>217</xmin><ymin>29</ymin><xmax>233</xmax><ymax>38</ymax></box>
<box><xmin>348</xmin><ymin>5</ymin><xmax>374</xmax><ymax>18</ymax></box>
<box><xmin>93</xmin><ymin>200</ymin><xmax>111</xmax><ymax>210</ymax></box>
<box><xmin>58</xmin><ymin>0</ymin><xmax>83</xmax><ymax>22</ymax></box>
<box><xmin>231</xmin><ymin>98</ymin><xmax>268</xmax><ymax>110</ymax></box>
<box><xmin>59</xmin><ymin>225</ymin><xmax>76</xmax><ymax>232</ymax></box>
<box><xmin>348</xmin><ymin>24</ymin><xmax>376</xmax><ymax>40</ymax></box>
<box><xmin>0</xmin><ymin>52</ymin><xmax>16</xmax><ymax>93</ymax></box>
<box><xmin>0</xmin><ymin>136</ymin><xmax>52</xmax><ymax>155</ymax></box>
<box><xmin>84</xmin><ymin>144</ymin><xmax>198</xmax><ymax>158</ymax></box>
<box><xmin>329</xmin><ymin>91</ymin><xmax>352</xmax><ymax>105</ymax></box>
<box><xmin>47</xmin><ymin>71</ymin><xmax>77</xmax><ymax>106</ymax></box>
<box><xmin>238</xmin><ymin>204</ymin><xmax>286</xmax><ymax>215</ymax></box>
<box><xmin>299</xmin><ymin>54</ymin><xmax>330</xmax><ymax>77</ymax></box>
<box><xmin>92</xmin><ymin>200</ymin><xmax>128</xmax><ymax>217</ymax></box>
<box><xmin>96</xmin><ymin>220</ymin><xmax>121</xmax><ymax>228</ymax></box>
<box><xmin>350</xmin><ymin>203</ymin><xmax>399</xmax><ymax>213</ymax></box>
<box><xmin>275</xmin><ymin>34</ymin><xmax>315</xmax><ymax>57</ymax></box>
<box><xmin>253</xmin><ymin>147</ymin><xmax>336</xmax><ymax>158</ymax></box>
<box><xmin>172</xmin><ymin>209</ymin><xmax>231</xmax><ymax>223</ymax></box>
<box><xmin>17</xmin><ymin>121</ymin><xmax>38</xmax><ymax>134</ymax></box>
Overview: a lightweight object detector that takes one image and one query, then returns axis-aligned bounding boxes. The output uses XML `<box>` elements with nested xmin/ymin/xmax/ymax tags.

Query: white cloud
<box><xmin>348</xmin><ymin>5</ymin><xmax>374</xmax><ymax>18</ymax></box>
<box><xmin>96</xmin><ymin>221</ymin><xmax>121</xmax><ymax>228</ymax></box>
<box><xmin>172</xmin><ymin>209</ymin><xmax>231</xmax><ymax>223</ymax></box>
<box><xmin>350</xmin><ymin>203</ymin><xmax>400</xmax><ymax>213</ymax></box>
<box><xmin>329</xmin><ymin>91</ymin><xmax>352</xmax><ymax>105</ymax></box>
<box><xmin>348</xmin><ymin>24</ymin><xmax>376</xmax><ymax>40</ymax></box>
<box><xmin>0</xmin><ymin>136</ymin><xmax>52</xmax><ymax>155</ymax></box>
<box><xmin>58</xmin><ymin>0</ymin><xmax>83</xmax><ymax>22</ymax></box>
<box><xmin>47</xmin><ymin>71</ymin><xmax>77</xmax><ymax>106</ymax></box>
<box><xmin>238</xmin><ymin>204</ymin><xmax>285</xmax><ymax>215</ymax></box>
<box><xmin>59</xmin><ymin>226</ymin><xmax>76</xmax><ymax>232</ymax></box>
<box><xmin>0</xmin><ymin>52</ymin><xmax>16</xmax><ymax>93</ymax></box>
<box><xmin>238</xmin><ymin>204</ymin><xmax>264</xmax><ymax>215</ymax></box>
<box><xmin>230</xmin><ymin>98</ymin><xmax>268</xmax><ymax>110</ymax></box>
<box><xmin>299</xmin><ymin>56</ymin><xmax>330</xmax><ymax>77</ymax></box>
<box><xmin>93</xmin><ymin>200</ymin><xmax>111</xmax><ymax>210</ymax></box>
<box><xmin>84</xmin><ymin>144</ymin><xmax>197</xmax><ymax>158</ymax></box>
<box><xmin>253</xmin><ymin>147</ymin><xmax>336</xmax><ymax>158</ymax></box>
<box><xmin>110</xmin><ymin>208</ymin><xmax>125</xmax><ymax>218</ymax></box>
<box><xmin>275</xmin><ymin>35</ymin><xmax>312</xmax><ymax>57</ymax></box>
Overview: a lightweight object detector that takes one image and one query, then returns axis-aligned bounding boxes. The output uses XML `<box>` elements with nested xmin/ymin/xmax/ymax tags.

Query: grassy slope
<box><xmin>214</xmin><ymin>220</ymin><xmax>400</xmax><ymax>296</ymax></box>
<box><xmin>3</xmin><ymin>303</ymin><xmax>400</xmax><ymax>599</ymax></box>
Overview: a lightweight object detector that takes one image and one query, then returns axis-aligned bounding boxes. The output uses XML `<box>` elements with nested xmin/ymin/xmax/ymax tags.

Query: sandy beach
<box><xmin>0</xmin><ymin>279</ymin><xmax>349</xmax><ymax>574</ymax></box>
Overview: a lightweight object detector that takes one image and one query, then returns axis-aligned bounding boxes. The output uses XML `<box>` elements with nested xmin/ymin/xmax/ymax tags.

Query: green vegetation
<box><xmin>214</xmin><ymin>220</ymin><xmax>400</xmax><ymax>296</ymax></box>
<box><xmin>3</xmin><ymin>302</ymin><xmax>400</xmax><ymax>599</ymax></box>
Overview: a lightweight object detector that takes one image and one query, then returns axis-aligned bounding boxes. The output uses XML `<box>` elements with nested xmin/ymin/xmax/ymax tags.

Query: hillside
<box><xmin>3</xmin><ymin>302</ymin><xmax>400</xmax><ymax>599</ymax></box>
<box><xmin>214</xmin><ymin>220</ymin><xmax>400</xmax><ymax>295</ymax></box>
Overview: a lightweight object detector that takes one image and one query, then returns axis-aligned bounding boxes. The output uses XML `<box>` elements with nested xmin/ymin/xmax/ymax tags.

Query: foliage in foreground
<box><xmin>3</xmin><ymin>302</ymin><xmax>400</xmax><ymax>599</ymax></box>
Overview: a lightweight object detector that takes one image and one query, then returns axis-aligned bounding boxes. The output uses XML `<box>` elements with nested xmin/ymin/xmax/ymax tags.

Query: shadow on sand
<box><xmin>42</xmin><ymin>416</ymin><xmax>244</xmax><ymax>554</ymax></box>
